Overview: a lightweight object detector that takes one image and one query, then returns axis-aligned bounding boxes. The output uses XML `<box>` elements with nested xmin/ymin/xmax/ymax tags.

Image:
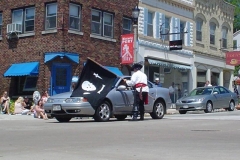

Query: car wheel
<box><xmin>204</xmin><ymin>101</ymin><xmax>213</xmax><ymax>113</ymax></box>
<box><xmin>179</xmin><ymin>110</ymin><xmax>187</xmax><ymax>114</ymax></box>
<box><xmin>115</xmin><ymin>115</ymin><xmax>127</xmax><ymax>121</ymax></box>
<box><xmin>150</xmin><ymin>100</ymin><xmax>165</xmax><ymax>119</ymax></box>
<box><xmin>55</xmin><ymin>117</ymin><xmax>71</xmax><ymax>123</ymax></box>
<box><xmin>93</xmin><ymin>101</ymin><xmax>111</xmax><ymax>122</ymax></box>
<box><xmin>228</xmin><ymin>101</ymin><xmax>235</xmax><ymax>111</ymax></box>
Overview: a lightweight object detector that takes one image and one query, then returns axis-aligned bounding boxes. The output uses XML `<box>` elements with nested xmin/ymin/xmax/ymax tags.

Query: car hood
<box><xmin>179</xmin><ymin>95</ymin><xmax>207</xmax><ymax>101</ymax></box>
<box><xmin>49</xmin><ymin>92</ymin><xmax>72</xmax><ymax>98</ymax></box>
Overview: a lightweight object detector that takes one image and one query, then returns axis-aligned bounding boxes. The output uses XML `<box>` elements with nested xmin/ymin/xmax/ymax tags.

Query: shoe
<box><xmin>131</xmin><ymin>116</ymin><xmax>138</xmax><ymax>121</ymax></box>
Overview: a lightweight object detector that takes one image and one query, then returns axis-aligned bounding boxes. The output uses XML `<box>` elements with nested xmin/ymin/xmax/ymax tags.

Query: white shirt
<box><xmin>204</xmin><ymin>84</ymin><xmax>212</xmax><ymax>87</ymax></box>
<box><xmin>126</xmin><ymin>70</ymin><xmax>149</xmax><ymax>92</ymax></box>
<box><xmin>169</xmin><ymin>85</ymin><xmax>178</xmax><ymax>94</ymax></box>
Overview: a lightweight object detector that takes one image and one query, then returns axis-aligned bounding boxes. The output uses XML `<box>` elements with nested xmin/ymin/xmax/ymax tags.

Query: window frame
<box><xmin>69</xmin><ymin>3</ymin><xmax>81</xmax><ymax>31</ymax></box>
<box><xmin>222</xmin><ymin>26</ymin><xmax>228</xmax><ymax>48</ymax></box>
<box><xmin>0</xmin><ymin>13</ymin><xmax>2</xmax><ymax>36</ymax></box>
<box><xmin>196</xmin><ymin>18</ymin><xmax>203</xmax><ymax>41</ymax></box>
<box><xmin>123</xmin><ymin>17</ymin><xmax>132</xmax><ymax>34</ymax></box>
<box><xmin>91</xmin><ymin>9</ymin><xmax>114</xmax><ymax>38</ymax></box>
<box><xmin>45</xmin><ymin>3</ymin><xmax>58</xmax><ymax>30</ymax></box>
<box><xmin>147</xmin><ymin>12</ymin><xmax>153</xmax><ymax>37</ymax></box>
<box><xmin>210</xmin><ymin>22</ymin><xmax>216</xmax><ymax>45</ymax></box>
<box><xmin>12</xmin><ymin>7</ymin><xmax>35</xmax><ymax>33</ymax></box>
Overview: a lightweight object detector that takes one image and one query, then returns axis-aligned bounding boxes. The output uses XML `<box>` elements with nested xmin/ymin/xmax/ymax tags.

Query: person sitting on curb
<box><xmin>34</xmin><ymin>99</ymin><xmax>48</xmax><ymax>120</ymax></box>
<box><xmin>13</xmin><ymin>96</ymin><xmax>30</xmax><ymax>115</ymax></box>
<box><xmin>1</xmin><ymin>91</ymin><xmax>10</xmax><ymax>115</ymax></box>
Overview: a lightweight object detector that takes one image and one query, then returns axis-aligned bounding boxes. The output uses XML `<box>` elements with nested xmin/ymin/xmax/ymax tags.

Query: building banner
<box><xmin>121</xmin><ymin>34</ymin><xmax>134</xmax><ymax>64</ymax></box>
<box><xmin>226</xmin><ymin>51</ymin><xmax>240</xmax><ymax>66</ymax></box>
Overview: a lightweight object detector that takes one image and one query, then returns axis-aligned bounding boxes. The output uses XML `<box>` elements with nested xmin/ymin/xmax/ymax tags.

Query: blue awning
<box><xmin>148</xmin><ymin>59</ymin><xmax>192</xmax><ymax>70</ymax></box>
<box><xmin>44</xmin><ymin>52</ymin><xmax>79</xmax><ymax>63</ymax></box>
<box><xmin>4</xmin><ymin>62</ymin><xmax>39</xmax><ymax>77</ymax></box>
<box><xmin>104</xmin><ymin>66</ymin><xmax>123</xmax><ymax>76</ymax></box>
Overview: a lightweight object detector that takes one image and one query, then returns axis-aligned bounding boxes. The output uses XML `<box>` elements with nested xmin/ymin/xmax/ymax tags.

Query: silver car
<box><xmin>176</xmin><ymin>86</ymin><xmax>238</xmax><ymax>114</ymax></box>
<box><xmin>44</xmin><ymin>76</ymin><xmax>172</xmax><ymax>122</ymax></box>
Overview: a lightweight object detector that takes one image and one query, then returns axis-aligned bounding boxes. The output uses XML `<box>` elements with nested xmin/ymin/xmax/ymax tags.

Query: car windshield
<box><xmin>189</xmin><ymin>88</ymin><xmax>213</xmax><ymax>96</ymax></box>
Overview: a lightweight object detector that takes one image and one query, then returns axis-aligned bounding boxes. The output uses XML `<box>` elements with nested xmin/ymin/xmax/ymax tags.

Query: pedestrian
<box><xmin>204</xmin><ymin>80</ymin><xmax>212</xmax><ymax>87</ymax></box>
<box><xmin>123</xmin><ymin>62</ymin><xmax>149</xmax><ymax>120</ymax></box>
<box><xmin>155</xmin><ymin>78</ymin><xmax>162</xmax><ymax>87</ymax></box>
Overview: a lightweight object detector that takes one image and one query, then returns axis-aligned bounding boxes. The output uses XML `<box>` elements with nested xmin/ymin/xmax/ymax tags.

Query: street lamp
<box><xmin>132</xmin><ymin>6</ymin><xmax>140</xmax><ymax>63</ymax></box>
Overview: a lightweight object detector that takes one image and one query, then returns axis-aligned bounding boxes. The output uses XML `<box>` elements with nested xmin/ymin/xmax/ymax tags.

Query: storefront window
<box><xmin>145</xmin><ymin>63</ymin><xmax>190</xmax><ymax>103</ymax></box>
<box><xmin>197</xmin><ymin>70</ymin><xmax>206</xmax><ymax>87</ymax></box>
<box><xmin>211</xmin><ymin>72</ymin><xmax>219</xmax><ymax>86</ymax></box>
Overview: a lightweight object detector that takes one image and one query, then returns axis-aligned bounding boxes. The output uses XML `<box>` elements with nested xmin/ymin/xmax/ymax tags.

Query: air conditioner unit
<box><xmin>7</xmin><ymin>23</ymin><xmax>22</xmax><ymax>34</ymax></box>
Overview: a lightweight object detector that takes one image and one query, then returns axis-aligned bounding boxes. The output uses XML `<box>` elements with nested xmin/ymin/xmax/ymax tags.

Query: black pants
<box><xmin>135</xmin><ymin>91</ymin><xmax>148</xmax><ymax>115</ymax></box>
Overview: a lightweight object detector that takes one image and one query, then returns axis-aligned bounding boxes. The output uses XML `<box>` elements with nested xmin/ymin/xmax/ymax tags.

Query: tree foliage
<box><xmin>225</xmin><ymin>0</ymin><xmax>240</xmax><ymax>32</ymax></box>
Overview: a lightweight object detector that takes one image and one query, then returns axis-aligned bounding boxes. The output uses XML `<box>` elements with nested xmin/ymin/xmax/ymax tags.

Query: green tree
<box><xmin>225</xmin><ymin>0</ymin><xmax>240</xmax><ymax>32</ymax></box>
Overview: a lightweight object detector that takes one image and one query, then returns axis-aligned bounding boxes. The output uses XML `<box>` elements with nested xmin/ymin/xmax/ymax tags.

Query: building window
<box><xmin>45</xmin><ymin>3</ymin><xmax>57</xmax><ymax>30</ymax></box>
<box><xmin>164</xmin><ymin>17</ymin><xmax>170</xmax><ymax>41</ymax></box>
<box><xmin>12</xmin><ymin>7</ymin><xmax>35</xmax><ymax>33</ymax></box>
<box><xmin>91</xmin><ymin>9</ymin><xmax>113</xmax><ymax>38</ymax></box>
<box><xmin>0</xmin><ymin>13</ymin><xmax>2</xmax><ymax>36</ymax></box>
<box><xmin>233</xmin><ymin>40</ymin><xmax>237</xmax><ymax>50</ymax></box>
<box><xmin>196</xmin><ymin>18</ymin><xmax>203</xmax><ymax>41</ymax></box>
<box><xmin>222</xmin><ymin>27</ymin><xmax>228</xmax><ymax>48</ymax></box>
<box><xmin>69</xmin><ymin>3</ymin><xmax>81</xmax><ymax>31</ymax></box>
<box><xmin>23</xmin><ymin>76</ymin><xmax>38</xmax><ymax>91</ymax></box>
<box><xmin>123</xmin><ymin>17</ymin><xmax>131</xmax><ymax>34</ymax></box>
<box><xmin>210</xmin><ymin>22</ymin><xmax>216</xmax><ymax>45</ymax></box>
<box><xmin>180</xmin><ymin>21</ymin><xmax>185</xmax><ymax>42</ymax></box>
<box><xmin>147</xmin><ymin>12</ymin><xmax>153</xmax><ymax>37</ymax></box>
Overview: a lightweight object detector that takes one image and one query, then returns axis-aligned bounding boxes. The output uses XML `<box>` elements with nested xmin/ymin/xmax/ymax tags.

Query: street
<box><xmin>1</xmin><ymin>111</ymin><xmax>240</xmax><ymax>160</ymax></box>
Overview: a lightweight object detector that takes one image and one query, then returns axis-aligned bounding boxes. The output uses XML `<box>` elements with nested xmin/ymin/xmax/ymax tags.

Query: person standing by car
<box><xmin>204</xmin><ymin>80</ymin><xmax>212</xmax><ymax>87</ymax></box>
<box><xmin>123</xmin><ymin>62</ymin><xmax>149</xmax><ymax>121</ymax></box>
<box><xmin>155</xmin><ymin>78</ymin><xmax>162</xmax><ymax>87</ymax></box>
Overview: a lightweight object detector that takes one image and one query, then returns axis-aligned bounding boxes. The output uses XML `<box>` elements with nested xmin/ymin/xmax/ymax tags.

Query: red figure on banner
<box><xmin>121</xmin><ymin>34</ymin><xmax>134</xmax><ymax>64</ymax></box>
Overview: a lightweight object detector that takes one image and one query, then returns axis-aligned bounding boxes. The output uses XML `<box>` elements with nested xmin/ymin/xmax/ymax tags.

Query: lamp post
<box><xmin>132</xmin><ymin>6</ymin><xmax>140</xmax><ymax>63</ymax></box>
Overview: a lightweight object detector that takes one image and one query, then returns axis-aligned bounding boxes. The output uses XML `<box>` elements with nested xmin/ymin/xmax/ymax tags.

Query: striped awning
<box><xmin>148</xmin><ymin>59</ymin><xmax>192</xmax><ymax>70</ymax></box>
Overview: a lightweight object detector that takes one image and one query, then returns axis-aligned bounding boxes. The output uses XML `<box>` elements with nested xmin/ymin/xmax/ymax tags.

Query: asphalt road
<box><xmin>1</xmin><ymin>111</ymin><xmax>240</xmax><ymax>160</ymax></box>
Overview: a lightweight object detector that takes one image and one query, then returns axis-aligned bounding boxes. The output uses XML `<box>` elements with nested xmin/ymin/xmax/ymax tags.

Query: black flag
<box><xmin>71</xmin><ymin>58</ymin><xmax>118</xmax><ymax>109</ymax></box>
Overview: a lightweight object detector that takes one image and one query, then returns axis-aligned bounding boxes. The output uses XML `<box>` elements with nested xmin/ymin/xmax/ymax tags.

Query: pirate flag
<box><xmin>71</xmin><ymin>58</ymin><xmax>118</xmax><ymax>109</ymax></box>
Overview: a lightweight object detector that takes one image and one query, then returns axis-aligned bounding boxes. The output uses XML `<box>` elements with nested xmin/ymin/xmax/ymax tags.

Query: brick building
<box><xmin>0</xmin><ymin>0</ymin><xmax>138</xmax><ymax>97</ymax></box>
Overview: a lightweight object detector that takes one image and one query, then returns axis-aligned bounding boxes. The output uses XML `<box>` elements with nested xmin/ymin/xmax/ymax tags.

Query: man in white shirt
<box><xmin>169</xmin><ymin>82</ymin><xmax>178</xmax><ymax>103</ymax></box>
<box><xmin>124</xmin><ymin>62</ymin><xmax>149</xmax><ymax>120</ymax></box>
<box><xmin>204</xmin><ymin>80</ymin><xmax>212</xmax><ymax>87</ymax></box>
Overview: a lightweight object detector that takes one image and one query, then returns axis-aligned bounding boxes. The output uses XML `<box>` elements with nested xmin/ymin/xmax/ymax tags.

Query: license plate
<box><xmin>53</xmin><ymin>105</ymin><xmax>61</xmax><ymax>111</ymax></box>
<box><xmin>183</xmin><ymin>105</ymin><xmax>188</xmax><ymax>109</ymax></box>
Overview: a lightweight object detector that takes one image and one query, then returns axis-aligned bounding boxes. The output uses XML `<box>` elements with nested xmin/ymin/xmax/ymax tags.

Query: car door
<box><xmin>219</xmin><ymin>87</ymin><xmax>231</xmax><ymax>108</ymax></box>
<box><xmin>144</xmin><ymin>81</ymin><xmax>156</xmax><ymax>112</ymax></box>
<box><xmin>113</xmin><ymin>78</ymin><xmax>134</xmax><ymax>114</ymax></box>
<box><xmin>212</xmin><ymin>87</ymin><xmax>222</xmax><ymax>109</ymax></box>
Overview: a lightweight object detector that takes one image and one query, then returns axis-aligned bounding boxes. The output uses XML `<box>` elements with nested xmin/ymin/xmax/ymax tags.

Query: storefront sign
<box><xmin>121</xmin><ymin>34</ymin><xmax>134</xmax><ymax>64</ymax></box>
<box><xmin>169</xmin><ymin>40</ymin><xmax>182</xmax><ymax>50</ymax></box>
<box><xmin>226</xmin><ymin>51</ymin><xmax>240</xmax><ymax>66</ymax></box>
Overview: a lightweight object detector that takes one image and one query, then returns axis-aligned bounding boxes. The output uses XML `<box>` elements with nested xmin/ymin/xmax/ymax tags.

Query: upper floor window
<box><xmin>180</xmin><ymin>21</ymin><xmax>185</xmax><ymax>42</ymax></box>
<box><xmin>164</xmin><ymin>17</ymin><xmax>170</xmax><ymax>41</ymax></box>
<box><xmin>45</xmin><ymin>3</ymin><xmax>57</xmax><ymax>30</ymax></box>
<box><xmin>210</xmin><ymin>22</ymin><xmax>216</xmax><ymax>45</ymax></box>
<box><xmin>222</xmin><ymin>27</ymin><xmax>228</xmax><ymax>48</ymax></box>
<box><xmin>91</xmin><ymin>9</ymin><xmax>114</xmax><ymax>38</ymax></box>
<box><xmin>147</xmin><ymin>12</ymin><xmax>153</xmax><ymax>37</ymax></box>
<box><xmin>0</xmin><ymin>13</ymin><xmax>2</xmax><ymax>36</ymax></box>
<box><xmin>233</xmin><ymin>40</ymin><xmax>237</xmax><ymax>50</ymax></box>
<box><xmin>69</xmin><ymin>3</ymin><xmax>81</xmax><ymax>31</ymax></box>
<box><xmin>12</xmin><ymin>7</ymin><xmax>35</xmax><ymax>33</ymax></box>
<box><xmin>196</xmin><ymin>18</ymin><xmax>203</xmax><ymax>41</ymax></box>
<box><xmin>123</xmin><ymin>17</ymin><xmax>131</xmax><ymax>34</ymax></box>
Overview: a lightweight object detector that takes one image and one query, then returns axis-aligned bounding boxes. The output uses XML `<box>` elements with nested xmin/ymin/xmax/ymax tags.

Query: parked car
<box><xmin>44</xmin><ymin>76</ymin><xmax>172</xmax><ymax>122</ymax></box>
<box><xmin>176</xmin><ymin>86</ymin><xmax>238</xmax><ymax>114</ymax></box>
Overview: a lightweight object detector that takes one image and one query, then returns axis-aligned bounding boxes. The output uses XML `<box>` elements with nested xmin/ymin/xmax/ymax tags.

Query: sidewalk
<box><xmin>0</xmin><ymin>114</ymin><xmax>37</xmax><ymax>120</ymax></box>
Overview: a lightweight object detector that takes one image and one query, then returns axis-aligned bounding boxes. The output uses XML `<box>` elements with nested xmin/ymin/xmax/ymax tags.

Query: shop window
<box><xmin>69</xmin><ymin>3</ymin><xmax>81</xmax><ymax>31</ymax></box>
<box><xmin>147</xmin><ymin>12</ymin><xmax>153</xmax><ymax>37</ymax></box>
<box><xmin>23</xmin><ymin>76</ymin><xmax>38</xmax><ymax>91</ymax></box>
<box><xmin>91</xmin><ymin>9</ymin><xmax>114</xmax><ymax>38</ymax></box>
<box><xmin>123</xmin><ymin>17</ymin><xmax>132</xmax><ymax>34</ymax></box>
<box><xmin>12</xmin><ymin>7</ymin><xmax>35</xmax><ymax>33</ymax></box>
<box><xmin>45</xmin><ymin>3</ymin><xmax>57</xmax><ymax>30</ymax></box>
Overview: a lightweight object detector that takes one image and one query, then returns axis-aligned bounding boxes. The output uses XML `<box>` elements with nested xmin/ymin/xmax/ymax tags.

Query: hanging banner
<box><xmin>226</xmin><ymin>51</ymin><xmax>240</xmax><ymax>66</ymax></box>
<box><xmin>121</xmin><ymin>34</ymin><xmax>134</xmax><ymax>64</ymax></box>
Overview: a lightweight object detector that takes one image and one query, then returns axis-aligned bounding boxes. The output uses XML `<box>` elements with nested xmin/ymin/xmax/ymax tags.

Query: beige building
<box><xmin>137</xmin><ymin>0</ymin><xmax>195</xmax><ymax>102</ymax></box>
<box><xmin>193</xmin><ymin>0</ymin><xmax>235</xmax><ymax>89</ymax></box>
